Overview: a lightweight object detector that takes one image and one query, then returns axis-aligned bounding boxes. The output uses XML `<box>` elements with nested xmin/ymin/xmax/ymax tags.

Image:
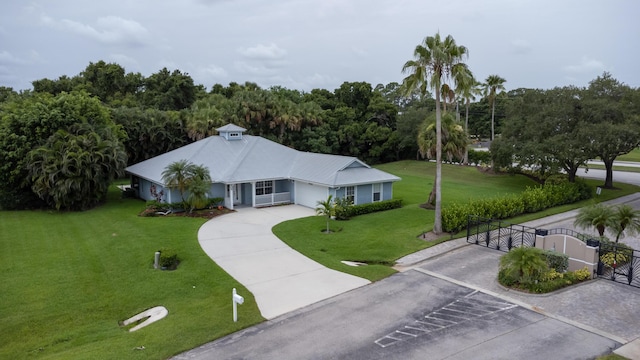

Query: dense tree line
<box><xmin>492</xmin><ymin>72</ymin><xmax>640</xmax><ymax>188</ymax></box>
<box><xmin>1</xmin><ymin>59</ymin><xmax>637</xmax><ymax>211</ymax></box>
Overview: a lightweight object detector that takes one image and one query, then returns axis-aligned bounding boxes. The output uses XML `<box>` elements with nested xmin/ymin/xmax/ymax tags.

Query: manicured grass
<box><xmin>0</xmin><ymin>190</ymin><xmax>263</xmax><ymax>360</ymax></box>
<box><xmin>616</xmin><ymin>147</ymin><xmax>640</xmax><ymax>162</ymax></box>
<box><xmin>274</xmin><ymin>161</ymin><xmax>539</xmax><ymax>281</ymax></box>
<box><xmin>4</xmin><ymin>160</ymin><xmax>640</xmax><ymax>359</ymax></box>
<box><xmin>274</xmin><ymin>160</ymin><xmax>640</xmax><ymax>281</ymax></box>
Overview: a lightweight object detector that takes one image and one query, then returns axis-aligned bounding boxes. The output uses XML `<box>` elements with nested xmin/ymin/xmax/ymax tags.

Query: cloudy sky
<box><xmin>1</xmin><ymin>0</ymin><xmax>637</xmax><ymax>93</ymax></box>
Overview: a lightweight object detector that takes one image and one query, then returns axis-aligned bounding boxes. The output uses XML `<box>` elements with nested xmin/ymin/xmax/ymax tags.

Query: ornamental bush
<box><xmin>335</xmin><ymin>199</ymin><xmax>402</xmax><ymax>220</ymax></box>
<box><xmin>542</xmin><ymin>249</ymin><xmax>569</xmax><ymax>272</ymax></box>
<box><xmin>158</xmin><ymin>248</ymin><xmax>179</xmax><ymax>270</ymax></box>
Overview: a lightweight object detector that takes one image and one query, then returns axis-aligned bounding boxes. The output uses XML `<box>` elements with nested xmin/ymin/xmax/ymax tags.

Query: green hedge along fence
<box><xmin>442</xmin><ymin>178</ymin><xmax>593</xmax><ymax>233</ymax></box>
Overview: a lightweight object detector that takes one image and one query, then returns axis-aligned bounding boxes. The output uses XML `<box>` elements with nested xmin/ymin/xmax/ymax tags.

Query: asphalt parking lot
<box><xmin>173</xmin><ymin>267</ymin><xmax>621</xmax><ymax>360</ymax></box>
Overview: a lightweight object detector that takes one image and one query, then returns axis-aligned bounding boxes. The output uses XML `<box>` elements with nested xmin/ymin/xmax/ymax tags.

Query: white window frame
<box><xmin>255</xmin><ymin>180</ymin><xmax>274</xmax><ymax>196</ymax></box>
<box><xmin>372</xmin><ymin>183</ymin><xmax>381</xmax><ymax>202</ymax></box>
<box><xmin>345</xmin><ymin>186</ymin><xmax>355</xmax><ymax>204</ymax></box>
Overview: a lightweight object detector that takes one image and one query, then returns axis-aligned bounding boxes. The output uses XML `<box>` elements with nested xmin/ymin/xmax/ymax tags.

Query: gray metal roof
<box><xmin>125</xmin><ymin>132</ymin><xmax>400</xmax><ymax>187</ymax></box>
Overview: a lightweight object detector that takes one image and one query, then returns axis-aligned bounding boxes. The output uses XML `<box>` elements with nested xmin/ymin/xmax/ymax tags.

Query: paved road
<box><xmin>578</xmin><ymin>168</ymin><xmax>640</xmax><ymax>186</ymax></box>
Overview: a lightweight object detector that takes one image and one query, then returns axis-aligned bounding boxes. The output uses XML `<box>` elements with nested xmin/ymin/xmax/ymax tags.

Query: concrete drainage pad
<box><xmin>121</xmin><ymin>306</ymin><xmax>168</xmax><ymax>332</ymax></box>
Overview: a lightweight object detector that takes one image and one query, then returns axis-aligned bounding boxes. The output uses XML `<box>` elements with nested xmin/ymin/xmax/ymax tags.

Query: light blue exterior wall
<box><xmin>382</xmin><ymin>182</ymin><xmax>393</xmax><ymax>201</ymax></box>
<box><xmin>134</xmin><ymin>177</ymin><xmax>395</xmax><ymax>208</ymax></box>
<box><xmin>210</xmin><ymin>183</ymin><xmax>225</xmax><ymax>199</ymax></box>
<box><xmin>275</xmin><ymin>179</ymin><xmax>290</xmax><ymax>193</ymax></box>
<box><xmin>356</xmin><ymin>184</ymin><xmax>372</xmax><ymax>204</ymax></box>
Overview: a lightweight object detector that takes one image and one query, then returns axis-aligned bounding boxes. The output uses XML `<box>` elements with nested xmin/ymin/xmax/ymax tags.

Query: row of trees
<box><xmin>400</xmin><ymin>32</ymin><xmax>511</xmax><ymax>233</ymax></box>
<box><xmin>492</xmin><ymin>73</ymin><xmax>640</xmax><ymax>188</ymax></box>
<box><xmin>1</xmin><ymin>55</ymin><xmax>637</xmax><ymax>215</ymax></box>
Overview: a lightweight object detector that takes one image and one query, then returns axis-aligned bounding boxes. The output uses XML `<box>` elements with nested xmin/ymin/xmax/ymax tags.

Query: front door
<box><xmin>234</xmin><ymin>184</ymin><xmax>242</xmax><ymax>205</ymax></box>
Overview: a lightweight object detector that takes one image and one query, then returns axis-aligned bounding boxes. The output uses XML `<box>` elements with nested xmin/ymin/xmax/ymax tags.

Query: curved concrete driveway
<box><xmin>198</xmin><ymin>205</ymin><xmax>370</xmax><ymax>319</ymax></box>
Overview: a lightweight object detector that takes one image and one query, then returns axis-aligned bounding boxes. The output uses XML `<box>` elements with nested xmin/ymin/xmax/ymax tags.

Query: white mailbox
<box><xmin>232</xmin><ymin>288</ymin><xmax>244</xmax><ymax>322</ymax></box>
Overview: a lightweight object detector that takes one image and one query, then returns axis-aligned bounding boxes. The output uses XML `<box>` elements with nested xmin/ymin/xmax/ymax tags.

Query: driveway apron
<box><xmin>197</xmin><ymin>205</ymin><xmax>370</xmax><ymax>319</ymax></box>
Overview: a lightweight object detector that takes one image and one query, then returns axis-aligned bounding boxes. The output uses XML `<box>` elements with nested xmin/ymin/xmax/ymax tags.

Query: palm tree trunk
<box><xmin>434</xmin><ymin>89</ymin><xmax>443</xmax><ymax>234</ymax></box>
<box><xmin>427</xmin><ymin>179</ymin><xmax>436</xmax><ymax>205</ymax></box>
<box><xmin>491</xmin><ymin>100</ymin><xmax>496</xmax><ymax>141</ymax></box>
<box><xmin>464</xmin><ymin>99</ymin><xmax>470</xmax><ymax>165</ymax></box>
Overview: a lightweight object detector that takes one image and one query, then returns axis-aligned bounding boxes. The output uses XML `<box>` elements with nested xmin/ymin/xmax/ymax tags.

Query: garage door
<box><xmin>295</xmin><ymin>182</ymin><xmax>328</xmax><ymax>209</ymax></box>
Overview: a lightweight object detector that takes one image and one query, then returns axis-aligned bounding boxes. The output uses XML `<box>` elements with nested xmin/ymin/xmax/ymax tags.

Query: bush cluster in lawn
<box><xmin>335</xmin><ymin>199</ymin><xmax>403</xmax><ymax>220</ymax></box>
<box><xmin>140</xmin><ymin>197</ymin><xmax>224</xmax><ymax>217</ymax></box>
<box><xmin>498</xmin><ymin>247</ymin><xmax>591</xmax><ymax>293</ymax></box>
<box><xmin>467</xmin><ymin>149</ymin><xmax>492</xmax><ymax>166</ymax></box>
<box><xmin>442</xmin><ymin>178</ymin><xmax>593</xmax><ymax>232</ymax></box>
<box><xmin>157</xmin><ymin>247</ymin><xmax>179</xmax><ymax>270</ymax></box>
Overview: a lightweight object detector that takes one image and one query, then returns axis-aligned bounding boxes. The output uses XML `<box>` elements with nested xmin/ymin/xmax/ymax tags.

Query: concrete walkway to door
<box><xmin>197</xmin><ymin>205</ymin><xmax>370</xmax><ymax>319</ymax></box>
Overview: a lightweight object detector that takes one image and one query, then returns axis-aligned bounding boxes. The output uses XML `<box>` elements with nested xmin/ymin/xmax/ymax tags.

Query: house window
<box><xmin>255</xmin><ymin>181</ymin><xmax>273</xmax><ymax>195</ymax></box>
<box><xmin>373</xmin><ymin>183</ymin><xmax>381</xmax><ymax>202</ymax></box>
<box><xmin>346</xmin><ymin>186</ymin><xmax>355</xmax><ymax>204</ymax></box>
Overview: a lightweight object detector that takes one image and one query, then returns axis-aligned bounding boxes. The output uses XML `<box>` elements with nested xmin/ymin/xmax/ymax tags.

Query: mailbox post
<box><xmin>232</xmin><ymin>288</ymin><xmax>244</xmax><ymax>322</ymax></box>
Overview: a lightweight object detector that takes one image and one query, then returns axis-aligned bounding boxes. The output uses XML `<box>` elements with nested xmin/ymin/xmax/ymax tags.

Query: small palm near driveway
<box><xmin>197</xmin><ymin>205</ymin><xmax>370</xmax><ymax>319</ymax></box>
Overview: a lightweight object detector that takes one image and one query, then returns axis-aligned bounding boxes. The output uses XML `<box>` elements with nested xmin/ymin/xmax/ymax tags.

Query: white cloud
<box><xmin>238</xmin><ymin>43</ymin><xmax>287</xmax><ymax>60</ymax></box>
<box><xmin>234</xmin><ymin>61</ymin><xmax>278</xmax><ymax>76</ymax></box>
<box><xmin>305</xmin><ymin>73</ymin><xmax>340</xmax><ymax>87</ymax></box>
<box><xmin>0</xmin><ymin>51</ymin><xmax>27</xmax><ymax>65</ymax></box>
<box><xmin>201</xmin><ymin>64</ymin><xmax>228</xmax><ymax>77</ymax></box>
<box><xmin>351</xmin><ymin>47</ymin><xmax>368</xmax><ymax>57</ymax></box>
<box><xmin>510</xmin><ymin>39</ymin><xmax>531</xmax><ymax>55</ymax></box>
<box><xmin>564</xmin><ymin>56</ymin><xmax>606</xmax><ymax>73</ymax></box>
<box><xmin>44</xmin><ymin>14</ymin><xmax>149</xmax><ymax>46</ymax></box>
<box><xmin>109</xmin><ymin>54</ymin><xmax>139</xmax><ymax>69</ymax></box>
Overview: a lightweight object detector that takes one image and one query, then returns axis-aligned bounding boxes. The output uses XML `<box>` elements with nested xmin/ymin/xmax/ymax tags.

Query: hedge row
<box><xmin>442</xmin><ymin>179</ymin><xmax>593</xmax><ymax>233</ymax></box>
<box><xmin>336</xmin><ymin>199</ymin><xmax>403</xmax><ymax>220</ymax></box>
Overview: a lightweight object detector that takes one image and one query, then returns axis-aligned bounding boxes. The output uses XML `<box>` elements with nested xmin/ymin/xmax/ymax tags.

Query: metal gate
<box><xmin>466</xmin><ymin>215</ymin><xmax>537</xmax><ymax>252</ymax></box>
<box><xmin>598</xmin><ymin>243</ymin><xmax>640</xmax><ymax>288</ymax></box>
<box><xmin>467</xmin><ymin>215</ymin><xmax>640</xmax><ymax>288</ymax></box>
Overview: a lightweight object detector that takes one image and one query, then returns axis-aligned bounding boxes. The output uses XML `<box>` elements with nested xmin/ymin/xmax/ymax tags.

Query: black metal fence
<box><xmin>466</xmin><ymin>215</ymin><xmax>537</xmax><ymax>252</ymax></box>
<box><xmin>598</xmin><ymin>243</ymin><xmax>640</xmax><ymax>288</ymax></box>
<box><xmin>466</xmin><ymin>215</ymin><xmax>640</xmax><ymax>288</ymax></box>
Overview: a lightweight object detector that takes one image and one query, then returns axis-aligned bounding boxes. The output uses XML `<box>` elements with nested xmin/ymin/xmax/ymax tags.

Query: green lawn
<box><xmin>3</xmin><ymin>160</ymin><xmax>640</xmax><ymax>359</ymax></box>
<box><xmin>617</xmin><ymin>147</ymin><xmax>640</xmax><ymax>162</ymax></box>
<box><xmin>0</xmin><ymin>191</ymin><xmax>263</xmax><ymax>360</ymax></box>
<box><xmin>274</xmin><ymin>160</ymin><xmax>640</xmax><ymax>281</ymax></box>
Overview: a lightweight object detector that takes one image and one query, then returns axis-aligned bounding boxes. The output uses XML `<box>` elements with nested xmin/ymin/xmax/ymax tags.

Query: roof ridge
<box><xmin>225</xmin><ymin>135</ymin><xmax>261</xmax><ymax>181</ymax></box>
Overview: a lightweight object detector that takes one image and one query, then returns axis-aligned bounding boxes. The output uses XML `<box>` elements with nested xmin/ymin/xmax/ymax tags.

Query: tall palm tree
<box><xmin>483</xmin><ymin>75</ymin><xmax>506</xmax><ymax>141</ymax></box>
<box><xmin>454</xmin><ymin>66</ymin><xmax>480</xmax><ymax>164</ymax></box>
<box><xmin>401</xmin><ymin>32</ymin><xmax>469</xmax><ymax>234</ymax></box>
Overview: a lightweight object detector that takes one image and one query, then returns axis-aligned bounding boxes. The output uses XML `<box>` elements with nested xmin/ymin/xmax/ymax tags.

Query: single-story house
<box><xmin>125</xmin><ymin>124</ymin><xmax>400</xmax><ymax>210</ymax></box>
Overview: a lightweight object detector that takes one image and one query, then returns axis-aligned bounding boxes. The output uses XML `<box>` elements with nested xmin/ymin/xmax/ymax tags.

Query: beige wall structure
<box><xmin>535</xmin><ymin>234</ymin><xmax>599</xmax><ymax>279</ymax></box>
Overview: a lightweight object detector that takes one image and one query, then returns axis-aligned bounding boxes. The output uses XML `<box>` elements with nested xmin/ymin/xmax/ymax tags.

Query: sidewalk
<box><xmin>394</xmin><ymin>192</ymin><xmax>640</xmax><ymax>359</ymax></box>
